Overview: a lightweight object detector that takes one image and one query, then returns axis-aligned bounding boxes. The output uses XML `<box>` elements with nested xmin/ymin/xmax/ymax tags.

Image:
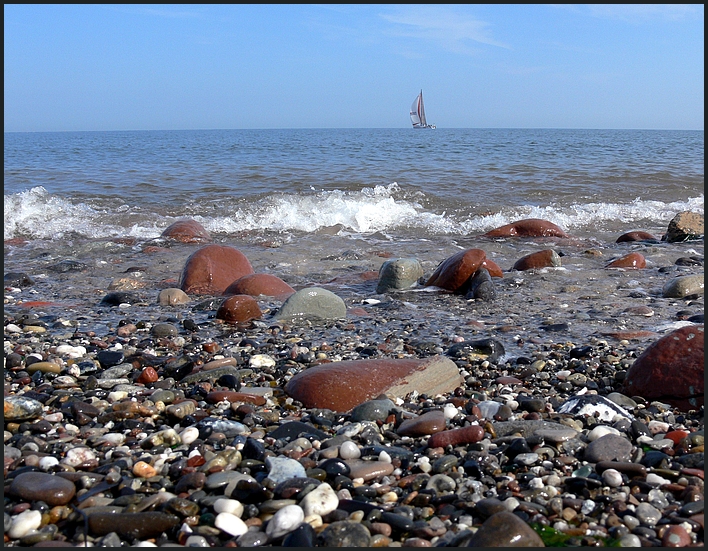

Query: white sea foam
<box><xmin>4</xmin><ymin>185</ymin><xmax>704</xmax><ymax>241</ymax></box>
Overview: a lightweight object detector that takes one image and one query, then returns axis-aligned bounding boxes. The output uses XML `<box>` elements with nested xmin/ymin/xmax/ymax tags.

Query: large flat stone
<box><xmin>284</xmin><ymin>355</ymin><xmax>462</xmax><ymax>412</ymax></box>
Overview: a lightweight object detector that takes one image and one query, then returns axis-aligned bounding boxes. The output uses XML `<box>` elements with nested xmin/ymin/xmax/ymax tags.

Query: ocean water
<box><xmin>3</xmin><ymin>128</ymin><xmax>704</xmax><ymax>346</ymax></box>
<box><xmin>5</xmin><ymin>128</ymin><xmax>703</xmax><ymax>243</ymax></box>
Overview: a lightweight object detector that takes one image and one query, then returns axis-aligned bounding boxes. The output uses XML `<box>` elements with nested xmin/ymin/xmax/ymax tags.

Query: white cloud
<box><xmin>380</xmin><ymin>5</ymin><xmax>511</xmax><ymax>54</ymax></box>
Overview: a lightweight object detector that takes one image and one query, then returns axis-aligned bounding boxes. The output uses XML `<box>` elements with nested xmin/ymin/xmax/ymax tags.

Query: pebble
<box><xmin>2</xmin><ymin>226</ymin><xmax>704</xmax><ymax>548</ymax></box>
<box><xmin>8</xmin><ymin>509</ymin><xmax>42</xmax><ymax>539</ymax></box>
<box><xmin>8</xmin><ymin>472</ymin><xmax>77</xmax><ymax>506</ymax></box>
<box><xmin>300</xmin><ymin>482</ymin><xmax>340</xmax><ymax>517</ymax></box>
<box><xmin>264</xmin><ymin>504</ymin><xmax>304</xmax><ymax>540</ymax></box>
<box><xmin>214</xmin><ymin>512</ymin><xmax>249</xmax><ymax>537</ymax></box>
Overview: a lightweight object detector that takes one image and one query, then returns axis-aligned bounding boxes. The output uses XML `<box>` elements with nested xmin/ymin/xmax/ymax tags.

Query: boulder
<box><xmin>224</xmin><ymin>273</ymin><xmax>295</xmax><ymax>300</ymax></box>
<box><xmin>216</xmin><ymin>294</ymin><xmax>263</xmax><ymax>324</ymax></box>
<box><xmin>157</xmin><ymin>288</ymin><xmax>190</xmax><ymax>305</ymax></box>
<box><xmin>605</xmin><ymin>252</ymin><xmax>646</xmax><ymax>269</ymax></box>
<box><xmin>616</xmin><ymin>231</ymin><xmax>658</xmax><ymax>243</ymax></box>
<box><xmin>663</xmin><ymin>211</ymin><xmax>704</xmax><ymax>242</ymax></box>
<box><xmin>483</xmin><ymin>218</ymin><xmax>569</xmax><ymax>238</ymax></box>
<box><xmin>425</xmin><ymin>249</ymin><xmax>502</xmax><ymax>293</ymax></box>
<box><xmin>464</xmin><ymin>267</ymin><xmax>496</xmax><ymax>301</ymax></box>
<box><xmin>161</xmin><ymin>219</ymin><xmax>211</xmax><ymax>243</ymax></box>
<box><xmin>662</xmin><ymin>274</ymin><xmax>704</xmax><ymax>298</ymax></box>
<box><xmin>622</xmin><ymin>325</ymin><xmax>704</xmax><ymax>411</ymax></box>
<box><xmin>376</xmin><ymin>258</ymin><xmax>424</xmax><ymax>293</ymax></box>
<box><xmin>276</xmin><ymin>287</ymin><xmax>346</xmax><ymax>322</ymax></box>
<box><xmin>511</xmin><ymin>249</ymin><xmax>562</xmax><ymax>271</ymax></box>
<box><xmin>284</xmin><ymin>355</ymin><xmax>462</xmax><ymax>412</ymax></box>
<box><xmin>179</xmin><ymin>245</ymin><xmax>254</xmax><ymax>295</ymax></box>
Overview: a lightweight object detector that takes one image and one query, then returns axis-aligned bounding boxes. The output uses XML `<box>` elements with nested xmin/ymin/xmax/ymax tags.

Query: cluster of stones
<box><xmin>3</xmin><ymin>211</ymin><xmax>703</xmax><ymax>547</ymax></box>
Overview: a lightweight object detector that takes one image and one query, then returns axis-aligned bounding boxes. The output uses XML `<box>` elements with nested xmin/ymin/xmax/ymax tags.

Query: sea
<box><xmin>3</xmin><ymin>128</ymin><xmax>704</xmax><ymax>346</ymax></box>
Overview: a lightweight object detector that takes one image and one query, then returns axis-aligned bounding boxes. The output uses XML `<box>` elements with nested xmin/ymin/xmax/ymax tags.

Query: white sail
<box><xmin>410</xmin><ymin>94</ymin><xmax>423</xmax><ymax>127</ymax></box>
<box><xmin>410</xmin><ymin>90</ymin><xmax>435</xmax><ymax>129</ymax></box>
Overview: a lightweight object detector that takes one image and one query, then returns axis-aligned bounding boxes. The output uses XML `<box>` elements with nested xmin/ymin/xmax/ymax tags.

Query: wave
<box><xmin>4</xmin><ymin>185</ymin><xmax>704</xmax><ymax>241</ymax></box>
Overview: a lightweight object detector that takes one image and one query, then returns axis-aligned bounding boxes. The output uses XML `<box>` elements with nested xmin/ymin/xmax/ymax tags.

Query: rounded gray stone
<box><xmin>276</xmin><ymin>287</ymin><xmax>346</xmax><ymax>322</ymax></box>
<box><xmin>376</xmin><ymin>258</ymin><xmax>423</xmax><ymax>293</ymax></box>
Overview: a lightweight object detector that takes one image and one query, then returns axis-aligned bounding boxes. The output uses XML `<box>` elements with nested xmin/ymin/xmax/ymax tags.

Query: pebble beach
<box><xmin>3</xmin><ymin>210</ymin><xmax>704</xmax><ymax>548</ymax></box>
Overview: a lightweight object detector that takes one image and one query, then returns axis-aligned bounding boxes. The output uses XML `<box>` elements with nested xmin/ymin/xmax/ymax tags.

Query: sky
<box><xmin>4</xmin><ymin>4</ymin><xmax>704</xmax><ymax>132</ymax></box>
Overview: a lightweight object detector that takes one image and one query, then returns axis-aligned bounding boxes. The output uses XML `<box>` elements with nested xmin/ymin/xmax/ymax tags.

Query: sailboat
<box><xmin>410</xmin><ymin>90</ymin><xmax>436</xmax><ymax>129</ymax></box>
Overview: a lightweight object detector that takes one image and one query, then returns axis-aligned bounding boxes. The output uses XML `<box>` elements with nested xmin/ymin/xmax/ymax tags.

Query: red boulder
<box><xmin>483</xmin><ymin>218</ymin><xmax>569</xmax><ymax>238</ymax></box>
<box><xmin>425</xmin><ymin>249</ymin><xmax>501</xmax><ymax>292</ymax></box>
<box><xmin>622</xmin><ymin>325</ymin><xmax>704</xmax><ymax>411</ymax></box>
<box><xmin>215</xmin><ymin>294</ymin><xmax>262</xmax><ymax>324</ymax></box>
<box><xmin>511</xmin><ymin>249</ymin><xmax>561</xmax><ymax>271</ymax></box>
<box><xmin>179</xmin><ymin>245</ymin><xmax>254</xmax><ymax>295</ymax></box>
<box><xmin>161</xmin><ymin>219</ymin><xmax>211</xmax><ymax>243</ymax></box>
<box><xmin>284</xmin><ymin>355</ymin><xmax>462</xmax><ymax>412</ymax></box>
<box><xmin>606</xmin><ymin>252</ymin><xmax>646</xmax><ymax>269</ymax></box>
<box><xmin>224</xmin><ymin>273</ymin><xmax>295</xmax><ymax>300</ymax></box>
<box><xmin>616</xmin><ymin>231</ymin><xmax>657</xmax><ymax>243</ymax></box>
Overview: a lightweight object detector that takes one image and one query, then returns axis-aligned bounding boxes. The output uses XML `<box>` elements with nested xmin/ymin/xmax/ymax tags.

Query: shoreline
<box><xmin>3</xmin><ymin>216</ymin><xmax>704</xmax><ymax>547</ymax></box>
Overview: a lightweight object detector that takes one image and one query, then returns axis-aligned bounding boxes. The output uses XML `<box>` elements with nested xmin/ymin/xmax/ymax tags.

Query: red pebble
<box><xmin>665</xmin><ymin>430</ymin><xmax>689</xmax><ymax>446</ymax></box>
<box><xmin>427</xmin><ymin>424</ymin><xmax>484</xmax><ymax>448</ymax></box>
<box><xmin>137</xmin><ymin>366</ymin><xmax>159</xmax><ymax>384</ymax></box>
<box><xmin>662</xmin><ymin>525</ymin><xmax>691</xmax><ymax>547</ymax></box>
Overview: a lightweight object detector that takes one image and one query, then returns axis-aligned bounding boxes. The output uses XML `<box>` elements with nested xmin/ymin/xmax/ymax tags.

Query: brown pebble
<box><xmin>8</xmin><ymin>472</ymin><xmax>77</xmax><ymax>506</ymax></box>
<box><xmin>397</xmin><ymin>410</ymin><xmax>447</xmax><ymax>437</ymax></box>
<box><xmin>427</xmin><ymin>424</ymin><xmax>484</xmax><ymax>448</ymax></box>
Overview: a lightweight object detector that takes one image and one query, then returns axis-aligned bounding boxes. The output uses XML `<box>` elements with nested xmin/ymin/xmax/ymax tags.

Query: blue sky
<box><xmin>4</xmin><ymin>4</ymin><xmax>704</xmax><ymax>131</ymax></box>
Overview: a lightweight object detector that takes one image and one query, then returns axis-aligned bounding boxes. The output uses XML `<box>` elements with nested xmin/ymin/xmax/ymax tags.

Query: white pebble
<box><xmin>9</xmin><ymin>509</ymin><xmax>42</xmax><ymax>539</ymax></box>
<box><xmin>581</xmin><ymin>499</ymin><xmax>596</xmax><ymax>515</ymax></box>
<box><xmin>602</xmin><ymin>468</ymin><xmax>623</xmax><ymax>488</ymax></box>
<box><xmin>647</xmin><ymin>420</ymin><xmax>670</xmax><ymax>434</ymax></box>
<box><xmin>528</xmin><ymin>477</ymin><xmax>544</xmax><ymax>489</ymax></box>
<box><xmin>587</xmin><ymin>425</ymin><xmax>620</xmax><ymax>441</ymax></box>
<box><xmin>380</xmin><ymin>491</ymin><xmax>398</xmax><ymax>503</ymax></box>
<box><xmin>300</xmin><ymin>482</ymin><xmax>339</xmax><ymax>517</ymax></box>
<box><xmin>39</xmin><ymin>456</ymin><xmax>60</xmax><ymax>470</ymax></box>
<box><xmin>416</xmin><ymin>456</ymin><xmax>432</xmax><ymax>473</ymax></box>
<box><xmin>265</xmin><ymin>504</ymin><xmax>304</xmax><ymax>539</ymax></box>
<box><xmin>101</xmin><ymin>433</ymin><xmax>126</xmax><ymax>446</ymax></box>
<box><xmin>213</xmin><ymin>498</ymin><xmax>244</xmax><ymax>517</ymax></box>
<box><xmin>619</xmin><ymin>534</ymin><xmax>642</xmax><ymax>547</ymax></box>
<box><xmin>553</xmin><ymin>520</ymin><xmax>570</xmax><ymax>532</ymax></box>
<box><xmin>476</xmin><ymin>400</ymin><xmax>501</xmax><ymax>419</ymax></box>
<box><xmin>338</xmin><ymin>440</ymin><xmax>360</xmax><ymax>460</ymax></box>
<box><xmin>378</xmin><ymin>450</ymin><xmax>392</xmax><ymax>463</ymax></box>
<box><xmin>107</xmin><ymin>391</ymin><xmax>129</xmax><ymax>402</ymax></box>
<box><xmin>443</xmin><ymin>404</ymin><xmax>458</xmax><ymax>419</ymax></box>
<box><xmin>214</xmin><ymin>512</ymin><xmax>248</xmax><ymax>537</ymax></box>
<box><xmin>132</xmin><ymin>542</ymin><xmax>158</xmax><ymax>547</ymax></box>
<box><xmin>61</xmin><ymin>447</ymin><xmax>97</xmax><ymax>466</ymax></box>
<box><xmin>249</xmin><ymin>354</ymin><xmax>276</xmax><ymax>368</ymax></box>
<box><xmin>646</xmin><ymin>472</ymin><xmax>671</xmax><ymax>486</ymax></box>
<box><xmin>55</xmin><ymin>344</ymin><xmax>87</xmax><ymax>358</ymax></box>
<box><xmin>503</xmin><ymin>497</ymin><xmax>520</xmax><ymax>511</ymax></box>
<box><xmin>179</xmin><ymin>426</ymin><xmax>200</xmax><ymax>446</ymax></box>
